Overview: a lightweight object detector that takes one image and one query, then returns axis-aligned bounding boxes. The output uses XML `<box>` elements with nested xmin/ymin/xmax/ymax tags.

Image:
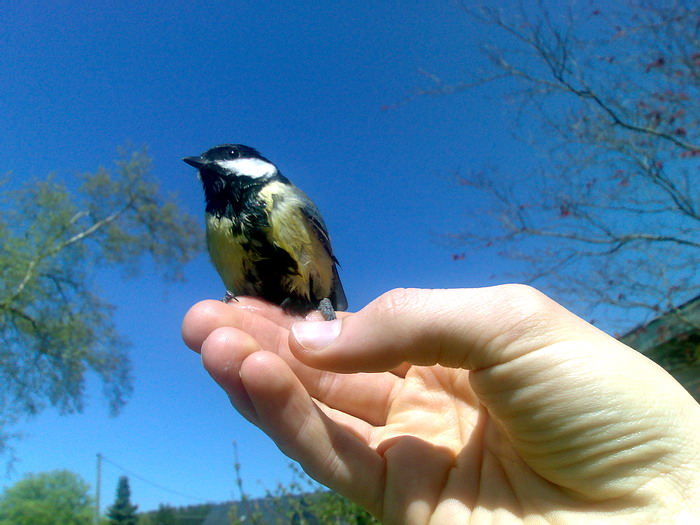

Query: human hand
<box><xmin>182</xmin><ymin>286</ymin><xmax>700</xmax><ymax>524</ymax></box>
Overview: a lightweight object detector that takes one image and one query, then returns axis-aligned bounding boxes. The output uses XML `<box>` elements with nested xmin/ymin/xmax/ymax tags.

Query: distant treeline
<box><xmin>138</xmin><ymin>491</ymin><xmax>378</xmax><ymax>524</ymax></box>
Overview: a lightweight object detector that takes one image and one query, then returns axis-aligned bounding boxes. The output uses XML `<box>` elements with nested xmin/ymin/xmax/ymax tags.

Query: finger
<box><xmin>200</xmin><ymin>326</ymin><xmax>261</xmax><ymax>425</ymax></box>
<box><xmin>196</xmin><ymin>324</ymin><xmax>377</xmax><ymax>429</ymax></box>
<box><xmin>182</xmin><ymin>299</ymin><xmax>291</xmax><ymax>354</ymax></box>
<box><xmin>182</xmin><ymin>298</ymin><xmax>352</xmax><ymax>353</ymax></box>
<box><xmin>289</xmin><ymin>285</ymin><xmax>609</xmax><ymax>372</ymax></box>
<box><xmin>239</xmin><ymin>350</ymin><xmax>385</xmax><ymax>516</ymax></box>
<box><xmin>303</xmin><ymin>368</ymin><xmax>399</xmax><ymax>427</ymax></box>
<box><xmin>193</xmin><ymin>315</ymin><xmax>403</xmax><ymax>426</ymax></box>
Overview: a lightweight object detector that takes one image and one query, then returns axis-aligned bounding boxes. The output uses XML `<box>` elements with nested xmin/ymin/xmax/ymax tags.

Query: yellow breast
<box><xmin>205</xmin><ymin>214</ymin><xmax>249</xmax><ymax>294</ymax></box>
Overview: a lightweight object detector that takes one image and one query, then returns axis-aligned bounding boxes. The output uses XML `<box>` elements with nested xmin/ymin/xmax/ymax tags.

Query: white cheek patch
<box><xmin>216</xmin><ymin>158</ymin><xmax>276</xmax><ymax>179</ymax></box>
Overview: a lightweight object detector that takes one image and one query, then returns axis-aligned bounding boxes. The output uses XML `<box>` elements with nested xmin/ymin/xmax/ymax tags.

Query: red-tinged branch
<box><xmin>505</xmin><ymin>227</ymin><xmax>700</xmax><ymax>251</ymax></box>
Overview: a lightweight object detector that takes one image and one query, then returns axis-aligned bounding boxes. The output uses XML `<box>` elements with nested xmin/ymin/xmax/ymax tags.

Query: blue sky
<box><xmin>2</xmin><ymin>0</ymin><xmax>537</xmax><ymax>513</ymax></box>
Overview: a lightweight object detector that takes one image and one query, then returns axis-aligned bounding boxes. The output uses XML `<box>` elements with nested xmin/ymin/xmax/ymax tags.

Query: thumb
<box><xmin>289</xmin><ymin>285</ymin><xmax>605</xmax><ymax>372</ymax></box>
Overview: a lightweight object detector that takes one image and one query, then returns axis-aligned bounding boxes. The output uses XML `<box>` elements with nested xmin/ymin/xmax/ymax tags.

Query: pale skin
<box><xmin>181</xmin><ymin>285</ymin><xmax>700</xmax><ymax>524</ymax></box>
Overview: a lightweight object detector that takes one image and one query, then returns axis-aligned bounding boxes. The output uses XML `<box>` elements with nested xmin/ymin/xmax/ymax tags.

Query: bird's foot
<box><xmin>222</xmin><ymin>290</ymin><xmax>238</xmax><ymax>303</ymax></box>
<box><xmin>318</xmin><ymin>298</ymin><xmax>336</xmax><ymax>321</ymax></box>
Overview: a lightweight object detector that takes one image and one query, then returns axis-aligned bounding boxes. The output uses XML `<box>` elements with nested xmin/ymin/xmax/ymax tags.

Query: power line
<box><xmin>99</xmin><ymin>454</ymin><xmax>211</xmax><ymax>504</ymax></box>
<box><xmin>94</xmin><ymin>453</ymin><xmax>101</xmax><ymax>525</ymax></box>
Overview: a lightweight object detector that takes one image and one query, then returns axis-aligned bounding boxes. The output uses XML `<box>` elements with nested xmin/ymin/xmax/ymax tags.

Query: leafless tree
<box><xmin>422</xmin><ymin>1</ymin><xmax>700</xmax><ymax>334</ymax></box>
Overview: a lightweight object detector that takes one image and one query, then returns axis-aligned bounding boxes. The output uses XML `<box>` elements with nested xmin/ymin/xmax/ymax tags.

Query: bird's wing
<box><xmin>296</xmin><ymin>189</ymin><xmax>348</xmax><ymax>311</ymax></box>
<box><xmin>330</xmin><ymin>264</ymin><xmax>348</xmax><ymax>311</ymax></box>
<box><xmin>297</xmin><ymin>190</ymin><xmax>338</xmax><ymax>263</ymax></box>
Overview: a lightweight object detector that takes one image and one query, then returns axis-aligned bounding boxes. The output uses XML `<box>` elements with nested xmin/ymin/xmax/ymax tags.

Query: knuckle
<box><xmin>495</xmin><ymin>284</ymin><xmax>557</xmax><ymax>315</ymax></box>
<box><xmin>369</xmin><ymin>288</ymin><xmax>439</xmax><ymax>364</ymax></box>
<box><xmin>371</xmin><ymin>288</ymin><xmax>435</xmax><ymax>328</ymax></box>
<box><xmin>373</xmin><ymin>288</ymin><xmax>417</xmax><ymax>316</ymax></box>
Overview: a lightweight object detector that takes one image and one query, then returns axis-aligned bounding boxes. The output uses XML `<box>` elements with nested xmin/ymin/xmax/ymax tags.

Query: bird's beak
<box><xmin>182</xmin><ymin>156</ymin><xmax>206</xmax><ymax>169</ymax></box>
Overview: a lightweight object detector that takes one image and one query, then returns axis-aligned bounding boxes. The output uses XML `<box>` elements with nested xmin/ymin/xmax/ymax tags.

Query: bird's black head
<box><xmin>183</xmin><ymin>144</ymin><xmax>275</xmax><ymax>172</ymax></box>
<box><xmin>184</xmin><ymin>143</ymin><xmax>281</xmax><ymax>186</ymax></box>
<box><xmin>199</xmin><ymin>144</ymin><xmax>271</xmax><ymax>164</ymax></box>
<box><xmin>184</xmin><ymin>144</ymin><xmax>285</xmax><ymax>216</ymax></box>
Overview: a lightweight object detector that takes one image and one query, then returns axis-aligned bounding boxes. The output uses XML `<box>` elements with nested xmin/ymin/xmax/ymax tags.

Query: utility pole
<box><xmin>95</xmin><ymin>453</ymin><xmax>102</xmax><ymax>525</ymax></box>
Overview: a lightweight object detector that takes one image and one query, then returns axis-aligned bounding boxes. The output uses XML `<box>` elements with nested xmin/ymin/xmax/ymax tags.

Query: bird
<box><xmin>183</xmin><ymin>144</ymin><xmax>347</xmax><ymax>321</ymax></box>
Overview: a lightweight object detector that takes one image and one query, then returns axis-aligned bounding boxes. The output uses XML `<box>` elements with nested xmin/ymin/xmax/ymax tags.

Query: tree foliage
<box><xmin>261</xmin><ymin>463</ymin><xmax>377</xmax><ymax>525</ymax></box>
<box><xmin>137</xmin><ymin>503</ymin><xmax>180</xmax><ymax>525</ymax></box>
<box><xmin>425</xmin><ymin>1</ymin><xmax>700</xmax><ymax>332</ymax></box>
<box><xmin>0</xmin><ymin>149</ymin><xmax>201</xmax><ymax>454</ymax></box>
<box><xmin>108</xmin><ymin>476</ymin><xmax>138</xmax><ymax>525</ymax></box>
<box><xmin>230</xmin><ymin>447</ymin><xmax>377</xmax><ymax>524</ymax></box>
<box><xmin>0</xmin><ymin>469</ymin><xmax>94</xmax><ymax>525</ymax></box>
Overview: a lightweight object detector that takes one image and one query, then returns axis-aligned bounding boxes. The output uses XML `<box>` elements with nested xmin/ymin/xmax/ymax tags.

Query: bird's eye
<box><xmin>229</xmin><ymin>149</ymin><xmax>239</xmax><ymax>159</ymax></box>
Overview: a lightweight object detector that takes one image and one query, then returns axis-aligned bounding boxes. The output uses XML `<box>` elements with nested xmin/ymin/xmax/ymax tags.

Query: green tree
<box><xmin>264</xmin><ymin>463</ymin><xmax>378</xmax><ymax>525</ymax></box>
<box><xmin>231</xmin><ymin>444</ymin><xmax>377</xmax><ymax>524</ymax></box>
<box><xmin>108</xmin><ymin>476</ymin><xmax>138</xmax><ymax>525</ymax></box>
<box><xmin>0</xmin><ymin>469</ymin><xmax>94</xmax><ymax>525</ymax></box>
<box><xmin>138</xmin><ymin>503</ymin><xmax>179</xmax><ymax>525</ymax></box>
<box><xmin>417</xmin><ymin>1</ymin><xmax>700</xmax><ymax>331</ymax></box>
<box><xmin>0</xmin><ymin>149</ymin><xmax>201</xmax><ymax>454</ymax></box>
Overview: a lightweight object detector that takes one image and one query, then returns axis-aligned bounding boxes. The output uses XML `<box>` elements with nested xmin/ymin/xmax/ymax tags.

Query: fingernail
<box><xmin>291</xmin><ymin>319</ymin><xmax>341</xmax><ymax>351</ymax></box>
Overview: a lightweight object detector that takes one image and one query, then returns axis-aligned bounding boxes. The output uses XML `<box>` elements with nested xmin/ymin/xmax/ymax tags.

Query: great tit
<box><xmin>183</xmin><ymin>144</ymin><xmax>347</xmax><ymax>320</ymax></box>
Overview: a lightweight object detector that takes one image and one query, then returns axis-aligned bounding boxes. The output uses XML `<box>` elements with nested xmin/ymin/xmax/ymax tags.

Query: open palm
<box><xmin>182</xmin><ymin>287</ymin><xmax>700</xmax><ymax>524</ymax></box>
